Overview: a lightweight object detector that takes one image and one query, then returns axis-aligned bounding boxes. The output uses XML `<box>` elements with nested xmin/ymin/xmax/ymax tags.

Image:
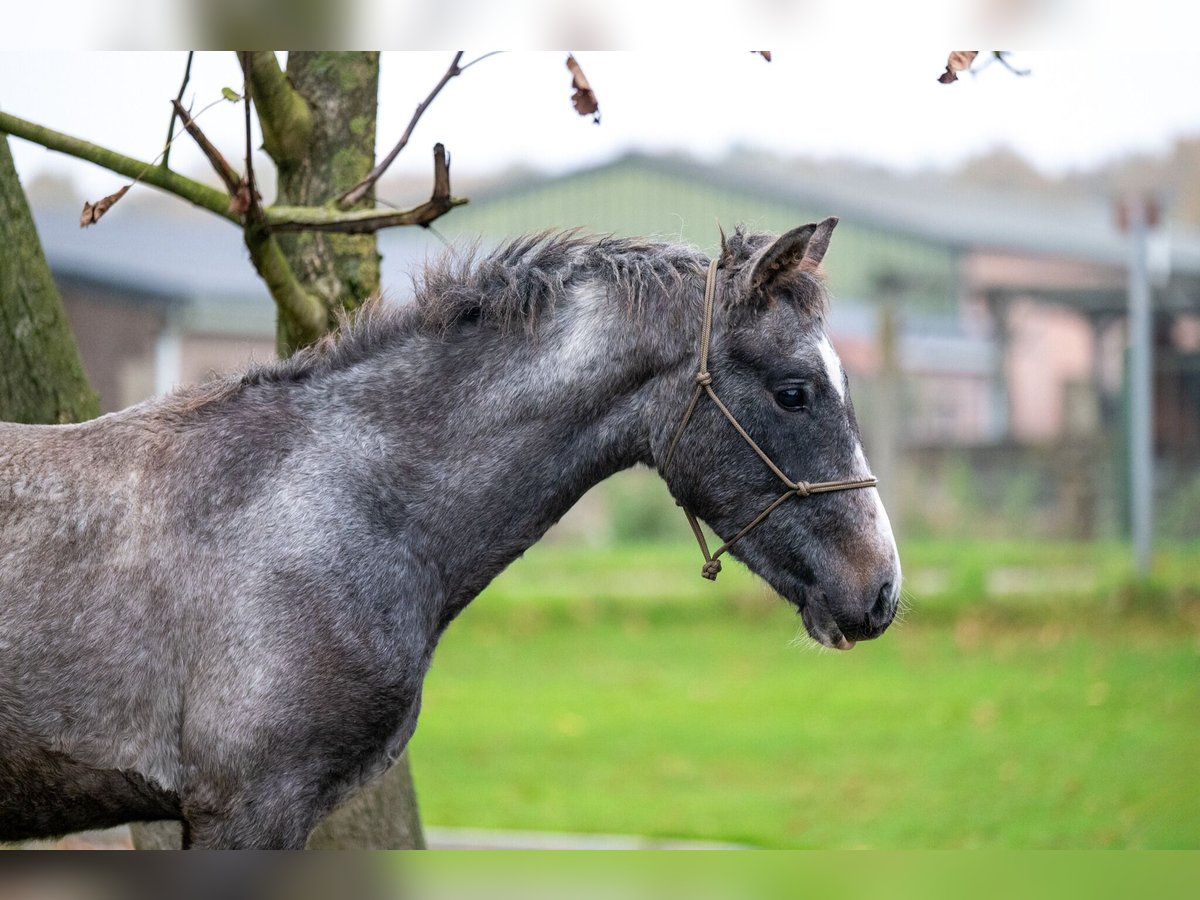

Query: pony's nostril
<box><xmin>871</xmin><ymin>581</ymin><xmax>896</xmax><ymax>624</ymax></box>
<box><xmin>833</xmin><ymin>582</ymin><xmax>898</xmax><ymax>642</ymax></box>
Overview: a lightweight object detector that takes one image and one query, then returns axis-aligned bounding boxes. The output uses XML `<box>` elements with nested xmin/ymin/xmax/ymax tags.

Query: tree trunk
<box><xmin>273</xmin><ymin>51</ymin><xmax>382</xmax><ymax>355</ymax></box>
<box><xmin>0</xmin><ymin>135</ymin><xmax>99</xmax><ymax>424</ymax></box>
<box><xmin>131</xmin><ymin>51</ymin><xmax>426</xmax><ymax>851</ymax></box>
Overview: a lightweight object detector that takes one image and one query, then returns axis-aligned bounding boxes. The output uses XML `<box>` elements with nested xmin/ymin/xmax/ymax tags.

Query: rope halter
<box><xmin>664</xmin><ymin>258</ymin><xmax>878</xmax><ymax>580</ymax></box>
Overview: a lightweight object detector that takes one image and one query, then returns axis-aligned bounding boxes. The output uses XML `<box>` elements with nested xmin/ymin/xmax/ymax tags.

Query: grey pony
<box><xmin>0</xmin><ymin>221</ymin><xmax>900</xmax><ymax>848</ymax></box>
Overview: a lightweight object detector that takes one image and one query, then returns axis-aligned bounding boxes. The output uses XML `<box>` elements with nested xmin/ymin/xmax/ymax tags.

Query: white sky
<box><xmin>2</xmin><ymin>51</ymin><xmax>1200</xmax><ymax>201</ymax></box>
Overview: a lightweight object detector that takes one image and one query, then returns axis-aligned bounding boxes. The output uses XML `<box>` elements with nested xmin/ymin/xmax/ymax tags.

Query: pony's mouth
<box><xmin>798</xmin><ymin>595</ymin><xmax>856</xmax><ymax>651</ymax></box>
<box><xmin>772</xmin><ymin>577</ymin><xmax>858</xmax><ymax>650</ymax></box>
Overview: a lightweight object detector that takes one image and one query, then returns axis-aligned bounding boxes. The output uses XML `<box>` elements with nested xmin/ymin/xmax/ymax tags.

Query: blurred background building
<box><xmin>32</xmin><ymin>150</ymin><xmax>1200</xmax><ymax>546</ymax></box>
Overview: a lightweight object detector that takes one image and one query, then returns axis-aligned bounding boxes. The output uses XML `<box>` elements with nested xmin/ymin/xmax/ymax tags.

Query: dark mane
<box><xmin>412</xmin><ymin>230</ymin><xmax>710</xmax><ymax>333</ymax></box>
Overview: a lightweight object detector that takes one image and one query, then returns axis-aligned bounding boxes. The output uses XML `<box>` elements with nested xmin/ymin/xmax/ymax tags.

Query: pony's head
<box><xmin>658</xmin><ymin>219</ymin><xmax>900</xmax><ymax>649</ymax></box>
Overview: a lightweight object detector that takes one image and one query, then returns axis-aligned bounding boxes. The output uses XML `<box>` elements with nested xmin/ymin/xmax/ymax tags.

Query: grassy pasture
<box><xmin>409</xmin><ymin>540</ymin><xmax>1200</xmax><ymax>848</ymax></box>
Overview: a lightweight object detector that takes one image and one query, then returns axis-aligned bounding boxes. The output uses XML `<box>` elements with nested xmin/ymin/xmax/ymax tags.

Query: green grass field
<box><xmin>408</xmin><ymin>540</ymin><xmax>1200</xmax><ymax>848</ymax></box>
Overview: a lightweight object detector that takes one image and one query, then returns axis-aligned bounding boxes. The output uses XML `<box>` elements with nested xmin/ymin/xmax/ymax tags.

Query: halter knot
<box><xmin>792</xmin><ymin>481</ymin><xmax>811</xmax><ymax>497</ymax></box>
<box><xmin>701</xmin><ymin>559</ymin><xmax>723</xmax><ymax>580</ymax></box>
<box><xmin>695</xmin><ymin>372</ymin><xmax>713</xmax><ymax>386</ymax></box>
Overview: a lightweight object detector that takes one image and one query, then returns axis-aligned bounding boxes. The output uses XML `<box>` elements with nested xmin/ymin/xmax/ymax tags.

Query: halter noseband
<box><xmin>664</xmin><ymin>258</ymin><xmax>878</xmax><ymax>580</ymax></box>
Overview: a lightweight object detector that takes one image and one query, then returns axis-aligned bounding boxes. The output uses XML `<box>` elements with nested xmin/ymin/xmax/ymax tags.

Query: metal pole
<box><xmin>985</xmin><ymin>291</ymin><xmax>1011</xmax><ymax>442</ymax></box>
<box><xmin>1127</xmin><ymin>206</ymin><xmax>1154</xmax><ymax>577</ymax></box>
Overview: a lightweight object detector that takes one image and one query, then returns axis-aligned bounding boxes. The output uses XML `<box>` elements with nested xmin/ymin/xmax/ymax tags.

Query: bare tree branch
<box><xmin>1</xmin><ymin>84</ymin><xmax>470</xmax><ymax>355</ymax></box>
<box><xmin>265</xmin><ymin>204</ymin><xmax>466</xmax><ymax>234</ymax></box>
<box><xmin>161</xmin><ymin>50</ymin><xmax>193</xmax><ymax>170</ymax></box>
<box><xmin>2</xmin><ymin>109</ymin><xmax>467</xmax><ymax>237</ymax></box>
<box><xmin>278</xmin><ymin>143</ymin><xmax>466</xmax><ymax>232</ymax></box>
<box><xmin>337</xmin><ymin>51</ymin><xmax>464</xmax><ymax>209</ymax></box>
<box><xmin>0</xmin><ymin>110</ymin><xmax>236</xmax><ymax>222</ymax></box>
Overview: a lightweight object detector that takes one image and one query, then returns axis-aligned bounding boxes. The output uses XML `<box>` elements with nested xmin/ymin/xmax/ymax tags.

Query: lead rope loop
<box><xmin>665</xmin><ymin>256</ymin><xmax>878</xmax><ymax>580</ymax></box>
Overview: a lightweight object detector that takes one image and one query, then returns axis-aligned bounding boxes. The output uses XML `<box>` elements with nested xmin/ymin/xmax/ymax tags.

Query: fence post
<box><xmin>1118</xmin><ymin>198</ymin><xmax>1157</xmax><ymax>578</ymax></box>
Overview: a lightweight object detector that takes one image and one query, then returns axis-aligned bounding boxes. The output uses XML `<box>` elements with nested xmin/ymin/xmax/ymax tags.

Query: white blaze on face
<box><xmin>817</xmin><ymin>331</ymin><xmax>896</xmax><ymax>565</ymax></box>
<box><xmin>856</xmin><ymin>443</ymin><xmax>902</xmax><ymax>583</ymax></box>
<box><xmin>816</xmin><ymin>335</ymin><xmax>846</xmax><ymax>403</ymax></box>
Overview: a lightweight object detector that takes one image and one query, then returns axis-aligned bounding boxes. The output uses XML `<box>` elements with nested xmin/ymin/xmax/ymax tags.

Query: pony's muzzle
<box><xmin>837</xmin><ymin>579</ymin><xmax>899</xmax><ymax>642</ymax></box>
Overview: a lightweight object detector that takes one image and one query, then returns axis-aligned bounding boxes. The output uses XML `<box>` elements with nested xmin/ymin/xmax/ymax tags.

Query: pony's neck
<box><xmin>327</xmin><ymin>278</ymin><xmax>692</xmax><ymax>616</ymax></box>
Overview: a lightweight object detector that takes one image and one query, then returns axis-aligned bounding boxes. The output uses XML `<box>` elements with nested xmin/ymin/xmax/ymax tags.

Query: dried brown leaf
<box><xmin>938</xmin><ymin>50</ymin><xmax>979</xmax><ymax>84</ymax></box>
<box><xmin>566</xmin><ymin>54</ymin><xmax>600</xmax><ymax>123</ymax></box>
<box><xmin>79</xmin><ymin>184</ymin><xmax>130</xmax><ymax>228</ymax></box>
<box><xmin>757</xmin><ymin>51</ymin><xmax>772</xmax><ymax>62</ymax></box>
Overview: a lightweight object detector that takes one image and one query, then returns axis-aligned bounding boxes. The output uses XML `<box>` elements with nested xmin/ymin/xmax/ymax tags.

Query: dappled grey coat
<box><xmin>0</xmin><ymin>223</ymin><xmax>899</xmax><ymax>848</ymax></box>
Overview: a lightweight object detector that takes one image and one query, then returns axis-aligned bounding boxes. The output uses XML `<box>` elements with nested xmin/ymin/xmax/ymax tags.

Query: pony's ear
<box><xmin>747</xmin><ymin>216</ymin><xmax>838</xmax><ymax>296</ymax></box>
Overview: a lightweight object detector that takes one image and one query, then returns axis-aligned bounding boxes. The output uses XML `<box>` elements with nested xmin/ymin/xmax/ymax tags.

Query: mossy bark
<box><xmin>272</xmin><ymin>51</ymin><xmax>382</xmax><ymax>356</ymax></box>
<box><xmin>0</xmin><ymin>136</ymin><xmax>99</xmax><ymax>424</ymax></box>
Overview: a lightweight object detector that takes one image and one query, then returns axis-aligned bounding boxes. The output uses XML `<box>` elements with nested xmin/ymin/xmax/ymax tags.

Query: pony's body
<box><xmin>0</xmin><ymin>227</ymin><xmax>899</xmax><ymax>848</ymax></box>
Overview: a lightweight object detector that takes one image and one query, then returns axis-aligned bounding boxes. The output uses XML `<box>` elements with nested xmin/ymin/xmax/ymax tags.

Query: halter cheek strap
<box><xmin>664</xmin><ymin>258</ymin><xmax>878</xmax><ymax>580</ymax></box>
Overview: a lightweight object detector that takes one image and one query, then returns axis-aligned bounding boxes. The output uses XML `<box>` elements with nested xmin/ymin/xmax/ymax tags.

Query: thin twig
<box><xmin>993</xmin><ymin>51</ymin><xmax>1031</xmax><ymax>77</ymax></box>
<box><xmin>243</xmin><ymin>53</ymin><xmax>255</xmax><ymax>195</ymax></box>
<box><xmin>425</xmin><ymin>223</ymin><xmax>450</xmax><ymax>247</ymax></box>
<box><xmin>172</xmin><ymin>98</ymin><xmax>242</xmax><ymax>196</ymax></box>
<box><xmin>337</xmin><ymin>51</ymin><xmax>465</xmax><ymax>208</ymax></box>
<box><xmin>162</xmin><ymin>51</ymin><xmax>194</xmax><ymax>170</ymax></box>
<box><xmin>459</xmin><ymin>50</ymin><xmax>502</xmax><ymax>72</ymax></box>
<box><xmin>240</xmin><ymin>51</ymin><xmax>264</xmax><ymax>222</ymax></box>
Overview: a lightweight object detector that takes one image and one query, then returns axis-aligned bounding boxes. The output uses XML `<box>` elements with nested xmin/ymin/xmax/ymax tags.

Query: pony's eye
<box><xmin>774</xmin><ymin>384</ymin><xmax>811</xmax><ymax>411</ymax></box>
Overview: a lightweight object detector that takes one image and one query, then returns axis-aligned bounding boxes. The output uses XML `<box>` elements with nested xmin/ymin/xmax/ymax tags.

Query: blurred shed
<box><xmin>30</xmin><ymin>152</ymin><xmax>1200</xmax><ymax>538</ymax></box>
